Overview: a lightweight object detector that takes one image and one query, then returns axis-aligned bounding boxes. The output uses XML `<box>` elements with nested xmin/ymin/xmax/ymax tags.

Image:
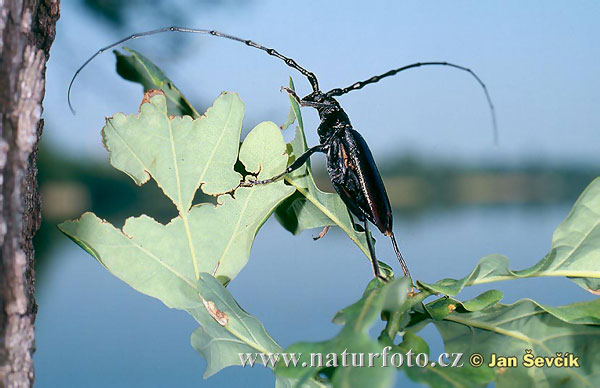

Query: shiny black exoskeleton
<box><xmin>313</xmin><ymin>95</ymin><xmax>394</xmax><ymax>237</ymax></box>
<box><xmin>68</xmin><ymin>27</ymin><xmax>497</xmax><ymax>281</ymax></box>
<box><xmin>250</xmin><ymin>88</ymin><xmax>409</xmax><ymax>280</ymax></box>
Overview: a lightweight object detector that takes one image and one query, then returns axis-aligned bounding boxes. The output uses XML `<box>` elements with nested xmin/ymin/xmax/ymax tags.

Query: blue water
<box><xmin>34</xmin><ymin>205</ymin><xmax>595</xmax><ymax>387</ymax></box>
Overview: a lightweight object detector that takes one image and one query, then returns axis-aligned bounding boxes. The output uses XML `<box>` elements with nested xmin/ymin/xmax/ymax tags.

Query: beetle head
<box><xmin>302</xmin><ymin>91</ymin><xmax>326</xmax><ymax>103</ymax></box>
<box><xmin>301</xmin><ymin>92</ymin><xmax>340</xmax><ymax>115</ymax></box>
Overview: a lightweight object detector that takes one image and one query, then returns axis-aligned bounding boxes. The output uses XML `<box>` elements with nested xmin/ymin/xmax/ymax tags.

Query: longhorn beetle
<box><xmin>68</xmin><ymin>27</ymin><xmax>497</xmax><ymax>282</ymax></box>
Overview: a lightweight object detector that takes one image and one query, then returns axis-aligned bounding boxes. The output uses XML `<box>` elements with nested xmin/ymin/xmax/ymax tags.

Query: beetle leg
<box><xmin>363</xmin><ymin>219</ymin><xmax>388</xmax><ymax>282</ymax></box>
<box><xmin>244</xmin><ymin>144</ymin><xmax>326</xmax><ymax>185</ymax></box>
<box><xmin>390</xmin><ymin>232</ymin><xmax>412</xmax><ymax>280</ymax></box>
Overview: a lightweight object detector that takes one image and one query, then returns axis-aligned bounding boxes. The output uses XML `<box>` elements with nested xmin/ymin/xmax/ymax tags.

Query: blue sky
<box><xmin>46</xmin><ymin>1</ymin><xmax>599</xmax><ymax>166</ymax></box>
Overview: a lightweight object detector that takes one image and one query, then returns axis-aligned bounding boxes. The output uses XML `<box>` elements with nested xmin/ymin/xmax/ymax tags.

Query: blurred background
<box><xmin>36</xmin><ymin>1</ymin><xmax>599</xmax><ymax>387</ymax></box>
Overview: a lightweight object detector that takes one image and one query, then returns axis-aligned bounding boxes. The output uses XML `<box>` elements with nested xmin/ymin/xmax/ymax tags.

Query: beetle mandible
<box><xmin>68</xmin><ymin>27</ymin><xmax>497</xmax><ymax>282</ymax></box>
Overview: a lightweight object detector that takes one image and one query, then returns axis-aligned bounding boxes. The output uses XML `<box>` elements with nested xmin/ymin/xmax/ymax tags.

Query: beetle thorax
<box><xmin>316</xmin><ymin>104</ymin><xmax>351</xmax><ymax>141</ymax></box>
<box><xmin>298</xmin><ymin>93</ymin><xmax>348</xmax><ymax>141</ymax></box>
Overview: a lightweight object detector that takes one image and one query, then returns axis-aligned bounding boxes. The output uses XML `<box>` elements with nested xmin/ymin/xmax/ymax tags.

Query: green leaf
<box><xmin>59</xmin><ymin>212</ymin><xmax>201</xmax><ymax>308</ymax></box>
<box><xmin>540</xmin><ymin>299</ymin><xmax>600</xmax><ymax>325</ymax></box>
<box><xmin>392</xmin><ymin>331</ymin><xmax>494</xmax><ymax>388</ymax></box>
<box><xmin>65</xmin><ymin>55</ymin><xmax>319</xmax><ymax>385</ymax></box>
<box><xmin>59</xmin><ymin>91</ymin><xmax>295</xmax><ymax>308</ymax></box>
<box><xmin>274</xmin><ymin>278</ymin><xmax>413</xmax><ymax>387</ymax></box>
<box><xmin>115</xmin><ymin>47</ymin><xmax>200</xmax><ymax>117</ymax></box>
<box><xmin>280</xmin><ymin>103</ymin><xmax>297</xmax><ymax>131</ymax></box>
<box><xmin>104</xmin><ymin>91</ymin><xmax>244</xmax><ymax>203</ymax></box>
<box><xmin>460</xmin><ymin>290</ymin><xmax>504</xmax><ymax>311</ymax></box>
<box><xmin>419</xmin><ymin>177</ymin><xmax>600</xmax><ymax>294</ymax></box>
<box><xmin>332</xmin><ymin>277</ymin><xmax>411</xmax><ymax>326</ymax></box>
<box><xmin>274</xmin><ymin>78</ymin><xmax>374</xmax><ymax>262</ymax></box>
<box><xmin>530</xmin><ymin>177</ymin><xmax>600</xmax><ymax>291</ymax></box>
<box><xmin>189</xmin><ymin>273</ymin><xmax>326</xmax><ymax>387</ymax></box>
<box><xmin>425</xmin><ymin>290</ymin><xmax>504</xmax><ymax>321</ymax></box>
<box><xmin>433</xmin><ymin>299</ymin><xmax>600</xmax><ymax>388</ymax></box>
<box><xmin>189</xmin><ymin>273</ymin><xmax>283</xmax><ymax>377</ymax></box>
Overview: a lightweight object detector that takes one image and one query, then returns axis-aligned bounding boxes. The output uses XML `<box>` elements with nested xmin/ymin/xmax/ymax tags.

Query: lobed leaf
<box><xmin>189</xmin><ymin>273</ymin><xmax>283</xmax><ymax>377</ymax></box>
<box><xmin>189</xmin><ymin>273</ymin><xmax>326</xmax><ymax>387</ymax></box>
<box><xmin>419</xmin><ymin>178</ymin><xmax>600</xmax><ymax>295</ymax></box>
<box><xmin>60</xmin><ymin>91</ymin><xmax>295</xmax><ymax>306</ymax></box>
<box><xmin>65</xmin><ymin>51</ymin><xmax>324</xmax><ymax>387</ymax></box>
<box><xmin>60</xmin><ymin>212</ymin><xmax>200</xmax><ymax>308</ymax></box>
<box><xmin>103</xmin><ymin>91</ymin><xmax>244</xmax><ymax>205</ymax></box>
<box><xmin>433</xmin><ymin>299</ymin><xmax>600</xmax><ymax>388</ymax></box>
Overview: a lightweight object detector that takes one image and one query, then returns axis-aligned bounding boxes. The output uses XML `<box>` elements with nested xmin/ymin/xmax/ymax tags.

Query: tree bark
<box><xmin>0</xmin><ymin>1</ymin><xmax>59</xmax><ymax>387</ymax></box>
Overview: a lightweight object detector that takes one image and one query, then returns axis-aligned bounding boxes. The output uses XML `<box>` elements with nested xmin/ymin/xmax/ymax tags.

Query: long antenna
<box><xmin>67</xmin><ymin>26</ymin><xmax>320</xmax><ymax>114</ymax></box>
<box><xmin>325</xmin><ymin>62</ymin><xmax>498</xmax><ymax>144</ymax></box>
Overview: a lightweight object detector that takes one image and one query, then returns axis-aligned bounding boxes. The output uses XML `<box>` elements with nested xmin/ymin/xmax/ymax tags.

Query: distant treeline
<box><xmin>314</xmin><ymin>155</ymin><xmax>598</xmax><ymax>211</ymax></box>
<box><xmin>35</xmin><ymin>147</ymin><xmax>598</xmax><ymax>267</ymax></box>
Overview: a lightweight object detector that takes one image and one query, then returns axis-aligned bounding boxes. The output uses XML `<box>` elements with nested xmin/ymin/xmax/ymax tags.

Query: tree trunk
<box><xmin>0</xmin><ymin>1</ymin><xmax>59</xmax><ymax>387</ymax></box>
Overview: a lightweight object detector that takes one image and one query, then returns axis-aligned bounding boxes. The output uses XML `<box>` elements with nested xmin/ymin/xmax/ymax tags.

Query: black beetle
<box><xmin>68</xmin><ymin>27</ymin><xmax>497</xmax><ymax>281</ymax></box>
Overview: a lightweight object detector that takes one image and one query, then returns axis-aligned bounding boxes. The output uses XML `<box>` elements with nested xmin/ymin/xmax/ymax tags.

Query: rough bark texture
<box><xmin>0</xmin><ymin>1</ymin><xmax>59</xmax><ymax>387</ymax></box>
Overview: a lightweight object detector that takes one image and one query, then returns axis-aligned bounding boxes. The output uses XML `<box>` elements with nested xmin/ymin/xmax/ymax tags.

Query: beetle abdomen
<box><xmin>327</xmin><ymin>128</ymin><xmax>393</xmax><ymax>235</ymax></box>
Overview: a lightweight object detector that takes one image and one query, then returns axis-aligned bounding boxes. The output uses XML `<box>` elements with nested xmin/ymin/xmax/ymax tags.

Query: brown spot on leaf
<box><xmin>202</xmin><ymin>299</ymin><xmax>229</xmax><ymax>326</ymax></box>
<box><xmin>141</xmin><ymin>89</ymin><xmax>165</xmax><ymax>107</ymax></box>
<box><xmin>448</xmin><ymin>304</ymin><xmax>456</xmax><ymax>313</ymax></box>
<box><xmin>587</xmin><ymin>288</ymin><xmax>600</xmax><ymax>295</ymax></box>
